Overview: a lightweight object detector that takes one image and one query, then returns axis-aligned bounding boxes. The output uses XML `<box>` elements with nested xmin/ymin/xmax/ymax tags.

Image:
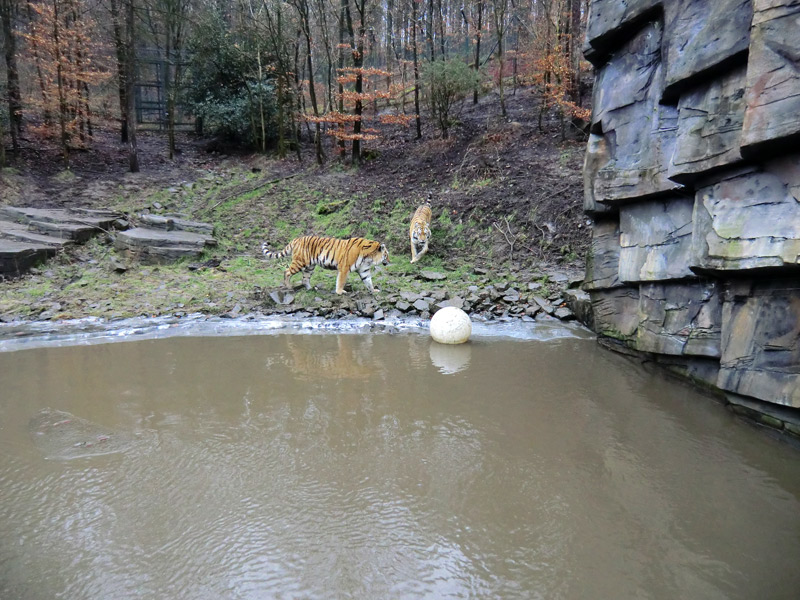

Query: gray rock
<box><xmin>399</xmin><ymin>291</ymin><xmax>423</xmax><ymax>302</ymax></box>
<box><xmin>662</xmin><ymin>0</ymin><xmax>752</xmax><ymax>102</ymax></box>
<box><xmin>554</xmin><ymin>307</ymin><xmax>575</xmax><ymax>320</ymax></box>
<box><xmin>583</xmin><ymin>0</ymin><xmax>661</xmax><ymax>65</ymax></box>
<box><xmin>532</xmin><ymin>296</ymin><xmax>555</xmax><ymax>315</ymax></box>
<box><xmin>692</xmin><ymin>159</ymin><xmax>800</xmax><ymax>271</ymax></box>
<box><xmin>583</xmin><ymin>219</ymin><xmax>622</xmax><ymax>291</ymax></box>
<box><xmin>717</xmin><ymin>279</ymin><xmax>800</xmax><ymax>408</ymax></box>
<box><xmin>590</xmin><ymin>21</ymin><xmax>683</xmax><ymax>202</ymax></box>
<box><xmin>268</xmin><ymin>290</ymin><xmax>294</xmax><ymax>305</ymax></box>
<box><xmin>668</xmin><ymin>64</ymin><xmax>748</xmax><ymax>184</ymax></box>
<box><xmin>590</xmin><ymin>287</ymin><xmax>640</xmax><ymax>343</ymax></box>
<box><xmin>741</xmin><ymin>2</ymin><xmax>800</xmax><ymax>154</ymax></box>
<box><xmin>437</xmin><ymin>296</ymin><xmax>464</xmax><ymax>310</ymax></box>
<box><xmin>0</xmin><ymin>239</ymin><xmax>56</xmax><ymax>276</ymax></box>
<box><xmin>637</xmin><ymin>282</ymin><xmax>722</xmax><ymax>358</ymax></box>
<box><xmin>564</xmin><ymin>289</ymin><xmax>594</xmax><ymax>329</ymax></box>
<box><xmin>413</xmin><ymin>299</ymin><xmax>430</xmax><ymax>312</ymax></box>
<box><xmin>419</xmin><ymin>270</ymin><xmax>447</xmax><ymax>281</ymax></box>
<box><xmin>618</xmin><ymin>196</ymin><xmax>695</xmax><ymax>282</ymax></box>
<box><xmin>395</xmin><ymin>300</ymin><xmax>411</xmax><ymax>312</ymax></box>
<box><xmin>524</xmin><ymin>305</ymin><xmax>541</xmax><ymax>318</ymax></box>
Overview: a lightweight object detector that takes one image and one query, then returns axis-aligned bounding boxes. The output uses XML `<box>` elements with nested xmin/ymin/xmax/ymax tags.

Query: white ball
<box><xmin>430</xmin><ymin>306</ymin><xmax>472</xmax><ymax>344</ymax></box>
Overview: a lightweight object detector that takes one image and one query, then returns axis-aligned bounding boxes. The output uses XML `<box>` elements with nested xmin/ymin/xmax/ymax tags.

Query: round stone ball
<box><xmin>430</xmin><ymin>306</ymin><xmax>472</xmax><ymax>344</ymax></box>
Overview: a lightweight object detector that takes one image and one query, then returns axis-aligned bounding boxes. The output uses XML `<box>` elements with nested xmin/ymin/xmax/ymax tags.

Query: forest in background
<box><xmin>0</xmin><ymin>0</ymin><xmax>590</xmax><ymax>168</ymax></box>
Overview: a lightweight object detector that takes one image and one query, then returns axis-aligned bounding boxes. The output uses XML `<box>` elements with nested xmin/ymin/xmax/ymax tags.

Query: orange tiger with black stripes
<box><xmin>261</xmin><ymin>235</ymin><xmax>389</xmax><ymax>295</ymax></box>
<box><xmin>409</xmin><ymin>195</ymin><xmax>433</xmax><ymax>264</ymax></box>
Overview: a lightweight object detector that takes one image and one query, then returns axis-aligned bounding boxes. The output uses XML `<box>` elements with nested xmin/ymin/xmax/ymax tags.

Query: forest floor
<box><xmin>0</xmin><ymin>86</ymin><xmax>591</xmax><ymax>324</ymax></box>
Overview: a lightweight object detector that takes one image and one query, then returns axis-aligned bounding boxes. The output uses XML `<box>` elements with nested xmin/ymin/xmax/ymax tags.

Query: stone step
<box><xmin>114</xmin><ymin>227</ymin><xmax>217</xmax><ymax>264</ymax></box>
<box><xmin>138</xmin><ymin>214</ymin><xmax>215</xmax><ymax>235</ymax></box>
<box><xmin>0</xmin><ymin>239</ymin><xmax>58</xmax><ymax>276</ymax></box>
<box><xmin>0</xmin><ymin>206</ymin><xmax>122</xmax><ymax>231</ymax></box>
<box><xmin>28</xmin><ymin>219</ymin><xmax>99</xmax><ymax>243</ymax></box>
<box><xmin>0</xmin><ymin>219</ymin><xmax>74</xmax><ymax>248</ymax></box>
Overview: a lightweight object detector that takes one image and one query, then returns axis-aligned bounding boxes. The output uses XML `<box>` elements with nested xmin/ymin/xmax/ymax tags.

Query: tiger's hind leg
<box><xmin>301</xmin><ymin>265</ymin><xmax>315</xmax><ymax>290</ymax></box>
<box><xmin>283</xmin><ymin>258</ymin><xmax>305</xmax><ymax>289</ymax></box>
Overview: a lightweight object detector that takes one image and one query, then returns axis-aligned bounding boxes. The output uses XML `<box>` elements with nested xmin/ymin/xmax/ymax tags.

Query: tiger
<box><xmin>409</xmin><ymin>195</ymin><xmax>432</xmax><ymax>264</ymax></box>
<box><xmin>261</xmin><ymin>235</ymin><xmax>389</xmax><ymax>295</ymax></box>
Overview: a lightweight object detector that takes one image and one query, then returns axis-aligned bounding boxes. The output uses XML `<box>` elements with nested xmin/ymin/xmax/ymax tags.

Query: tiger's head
<box><xmin>375</xmin><ymin>243</ymin><xmax>390</xmax><ymax>265</ymax></box>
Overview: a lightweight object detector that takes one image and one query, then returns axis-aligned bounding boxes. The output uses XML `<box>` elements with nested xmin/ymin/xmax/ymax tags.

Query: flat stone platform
<box><xmin>0</xmin><ymin>206</ymin><xmax>217</xmax><ymax>275</ymax></box>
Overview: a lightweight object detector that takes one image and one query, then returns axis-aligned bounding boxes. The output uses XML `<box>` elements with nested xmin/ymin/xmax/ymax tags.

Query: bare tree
<box><xmin>1</xmin><ymin>0</ymin><xmax>22</xmax><ymax>149</ymax></box>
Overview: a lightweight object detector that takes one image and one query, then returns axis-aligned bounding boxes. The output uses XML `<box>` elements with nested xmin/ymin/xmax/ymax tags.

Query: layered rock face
<box><xmin>582</xmin><ymin>0</ymin><xmax>800</xmax><ymax>428</ymax></box>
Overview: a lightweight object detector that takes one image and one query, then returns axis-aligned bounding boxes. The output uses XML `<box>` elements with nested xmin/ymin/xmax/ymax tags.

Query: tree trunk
<box><xmin>109</xmin><ymin>0</ymin><xmax>128</xmax><ymax>142</ymax></box>
<box><xmin>126</xmin><ymin>0</ymin><xmax>139</xmax><ymax>172</ymax></box>
<box><xmin>25</xmin><ymin>1</ymin><xmax>52</xmax><ymax>126</ymax></box>
<box><xmin>1</xmin><ymin>0</ymin><xmax>22</xmax><ymax>149</ymax></box>
<box><xmin>569</xmin><ymin>0</ymin><xmax>581</xmax><ymax>107</ymax></box>
<box><xmin>411</xmin><ymin>0</ymin><xmax>421</xmax><ymax>139</ymax></box>
<box><xmin>52</xmin><ymin>0</ymin><xmax>70</xmax><ymax>166</ymax></box>
<box><xmin>473</xmin><ymin>0</ymin><xmax>482</xmax><ymax>104</ymax></box>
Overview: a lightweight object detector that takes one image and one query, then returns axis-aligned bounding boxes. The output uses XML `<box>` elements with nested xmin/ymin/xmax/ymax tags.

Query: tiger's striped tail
<box><xmin>261</xmin><ymin>241</ymin><xmax>293</xmax><ymax>260</ymax></box>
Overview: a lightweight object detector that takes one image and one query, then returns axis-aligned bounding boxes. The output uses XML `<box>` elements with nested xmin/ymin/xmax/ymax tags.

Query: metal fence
<box><xmin>134</xmin><ymin>48</ymin><xmax>194</xmax><ymax>130</ymax></box>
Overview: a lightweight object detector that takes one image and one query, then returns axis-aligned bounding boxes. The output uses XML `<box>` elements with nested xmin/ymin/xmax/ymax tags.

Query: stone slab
<box><xmin>584</xmin><ymin>219</ymin><xmax>622</xmax><ymax>291</ymax></box>
<box><xmin>590</xmin><ymin>22</ymin><xmax>684</xmax><ymax>202</ymax></box>
<box><xmin>692</xmin><ymin>157</ymin><xmax>800</xmax><ymax>271</ymax></box>
<box><xmin>115</xmin><ymin>227</ymin><xmax>217</xmax><ymax>264</ymax></box>
<box><xmin>619</xmin><ymin>196</ymin><xmax>695</xmax><ymax>282</ymax></box>
<box><xmin>139</xmin><ymin>214</ymin><xmax>215</xmax><ymax>234</ymax></box>
<box><xmin>583</xmin><ymin>134</ymin><xmax>615</xmax><ymax>215</ymax></box>
<box><xmin>0</xmin><ymin>220</ymin><xmax>73</xmax><ymax>247</ymax></box>
<box><xmin>637</xmin><ymin>281</ymin><xmax>722</xmax><ymax>358</ymax></box>
<box><xmin>115</xmin><ymin>227</ymin><xmax>217</xmax><ymax>249</ymax></box>
<box><xmin>28</xmin><ymin>219</ymin><xmax>98</xmax><ymax>243</ymax></box>
<box><xmin>741</xmin><ymin>0</ymin><xmax>800</xmax><ymax>154</ymax></box>
<box><xmin>718</xmin><ymin>279</ymin><xmax>800</xmax><ymax>408</ymax></box>
<box><xmin>0</xmin><ymin>206</ymin><xmax>120</xmax><ymax>230</ymax></box>
<box><xmin>662</xmin><ymin>0</ymin><xmax>752</xmax><ymax>101</ymax></box>
<box><xmin>583</xmin><ymin>0</ymin><xmax>661</xmax><ymax>66</ymax></box>
<box><xmin>0</xmin><ymin>239</ymin><xmax>57</xmax><ymax>275</ymax></box>
<box><xmin>668</xmin><ymin>65</ymin><xmax>748</xmax><ymax>184</ymax></box>
<box><xmin>590</xmin><ymin>286</ymin><xmax>640</xmax><ymax>344</ymax></box>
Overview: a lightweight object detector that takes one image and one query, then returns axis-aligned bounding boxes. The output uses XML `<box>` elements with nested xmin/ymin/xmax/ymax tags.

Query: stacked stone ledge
<box><xmin>582</xmin><ymin>0</ymin><xmax>800</xmax><ymax>432</ymax></box>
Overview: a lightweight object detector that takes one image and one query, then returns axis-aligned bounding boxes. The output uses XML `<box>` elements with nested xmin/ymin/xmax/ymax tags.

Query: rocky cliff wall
<box><xmin>582</xmin><ymin>0</ymin><xmax>800</xmax><ymax>437</ymax></box>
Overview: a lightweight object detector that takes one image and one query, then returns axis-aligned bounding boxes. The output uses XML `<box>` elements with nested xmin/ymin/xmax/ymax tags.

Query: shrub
<box><xmin>185</xmin><ymin>14</ymin><xmax>277</xmax><ymax>150</ymax></box>
<box><xmin>421</xmin><ymin>59</ymin><xmax>481</xmax><ymax>138</ymax></box>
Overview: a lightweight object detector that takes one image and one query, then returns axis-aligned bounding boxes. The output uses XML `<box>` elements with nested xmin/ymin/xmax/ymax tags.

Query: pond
<box><xmin>1</xmin><ymin>318</ymin><xmax>799</xmax><ymax>599</ymax></box>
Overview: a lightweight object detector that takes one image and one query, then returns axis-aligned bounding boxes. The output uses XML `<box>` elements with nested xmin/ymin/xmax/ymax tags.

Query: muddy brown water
<box><xmin>1</xmin><ymin>324</ymin><xmax>799</xmax><ymax>599</ymax></box>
